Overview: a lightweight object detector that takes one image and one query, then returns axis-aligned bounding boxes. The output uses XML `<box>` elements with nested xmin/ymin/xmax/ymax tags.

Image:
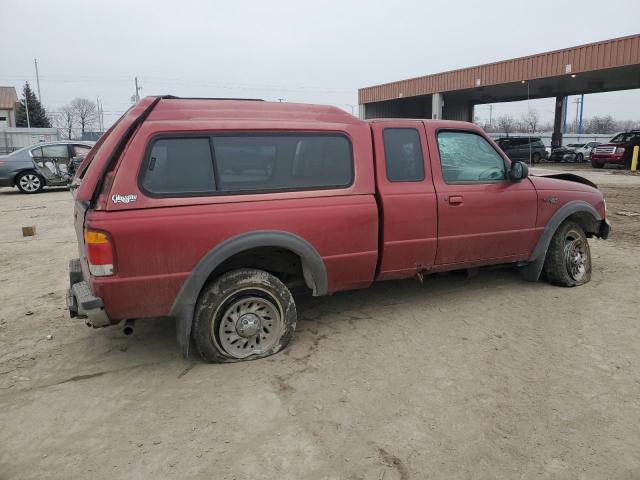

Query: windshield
<box><xmin>610</xmin><ymin>132</ymin><xmax>640</xmax><ymax>143</ymax></box>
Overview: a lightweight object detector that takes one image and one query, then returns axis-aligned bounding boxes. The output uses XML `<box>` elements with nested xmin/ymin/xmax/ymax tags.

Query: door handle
<box><xmin>448</xmin><ymin>195</ymin><xmax>463</xmax><ymax>205</ymax></box>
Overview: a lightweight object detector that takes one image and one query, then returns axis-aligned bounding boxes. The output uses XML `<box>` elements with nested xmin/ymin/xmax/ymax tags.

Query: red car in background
<box><xmin>590</xmin><ymin>130</ymin><xmax>640</xmax><ymax>168</ymax></box>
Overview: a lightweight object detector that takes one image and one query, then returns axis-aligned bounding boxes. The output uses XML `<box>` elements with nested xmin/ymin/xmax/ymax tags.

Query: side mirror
<box><xmin>509</xmin><ymin>161</ymin><xmax>529</xmax><ymax>182</ymax></box>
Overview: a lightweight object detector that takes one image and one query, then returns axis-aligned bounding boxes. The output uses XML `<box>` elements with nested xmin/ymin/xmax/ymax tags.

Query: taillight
<box><xmin>615</xmin><ymin>147</ymin><xmax>625</xmax><ymax>154</ymax></box>
<box><xmin>84</xmin><ymin>229</ymin><xmax>114</xmax><ymax>276</ymax></box>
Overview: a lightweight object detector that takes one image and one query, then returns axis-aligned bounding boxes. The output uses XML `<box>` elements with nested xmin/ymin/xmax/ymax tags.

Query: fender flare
<box><xmin>520</xmin><ymin>200</ymin><xmax>602</xmax><ymax>282</ymax></box>
<box><xmin>170</xmin><ymin>230</ymin><xmax>328</xmax><ymax>357</ymax></box>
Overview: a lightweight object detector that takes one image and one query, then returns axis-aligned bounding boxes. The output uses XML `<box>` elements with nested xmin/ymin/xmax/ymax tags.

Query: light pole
<box><xmin>24</xmin><ymin>85</ymin><xmax>31</xmax><ymax>128</ymax></box>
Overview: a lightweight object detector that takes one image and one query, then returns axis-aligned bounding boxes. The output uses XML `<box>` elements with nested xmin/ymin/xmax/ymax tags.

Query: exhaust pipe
<box><xmin>122</xmin><ymin>319</ymin><xmax>135</xmax><ymax>336</ymax></box>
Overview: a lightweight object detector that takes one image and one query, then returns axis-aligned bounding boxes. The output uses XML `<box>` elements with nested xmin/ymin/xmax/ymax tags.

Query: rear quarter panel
<box><xmin>88</xmin><ymin>120</ymin><xmax>379</xmax><ymax>321</ymax></box>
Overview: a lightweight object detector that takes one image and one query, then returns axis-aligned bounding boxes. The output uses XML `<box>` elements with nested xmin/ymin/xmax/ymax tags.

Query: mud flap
<box><xmin>175</xmin><ymin>303</ymin><xmax>195</xmax><ymax>358</ymax></box>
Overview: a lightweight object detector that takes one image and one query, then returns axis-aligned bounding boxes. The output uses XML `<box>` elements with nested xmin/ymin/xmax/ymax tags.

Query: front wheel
<box><xmin>532</xmin><ymin>153</ymin><xmax>541</xmax><ymax>164</ymax></box>
<box><xmin>192</xmin><ymin>269</ymin><xmax>297</xmax><ymax>363</ymax></box>
<box><xmin>543</xmin><ymin>221</ymin><xmax>592</xmax><ymax>287</ymax></box>
<box><xmin>16</xmin><ymin>171</ymin><xmax>44</xmax><ymax>193</ymax></box>
<box><xmin>576</xmin><ymin>153</ymin><xmax>584</xmax><ymax>163</ymax></box>
<box><xmin>591</xmin><ymin>161</ymin><xmax>604</xmax><ymax>169</ymax></box>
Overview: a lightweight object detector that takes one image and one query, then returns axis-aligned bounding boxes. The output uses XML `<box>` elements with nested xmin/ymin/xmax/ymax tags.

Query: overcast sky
<box><xmin>1</xmin><ymin>0</ymin><xmax>638</xmax><ymax>128</ymax></box>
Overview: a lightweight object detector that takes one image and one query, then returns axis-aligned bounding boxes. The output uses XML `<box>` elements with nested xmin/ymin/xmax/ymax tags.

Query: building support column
<box><xmin>431</xmin><ymin>93</ymin><xmax>443</xmax><ymax>120</ymax></box>
<box><xmin>358</xmin><ymin>104</ymin><xmax>366</xmax><ymax>120</ymax></box>
<box><xmin>552</xmin><ymin>95</ymin><xmax>567</xmax><ymax>148</ymax></box>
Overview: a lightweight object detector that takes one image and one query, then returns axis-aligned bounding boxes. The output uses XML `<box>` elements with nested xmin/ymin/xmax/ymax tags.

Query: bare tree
<box><xmin>522</xmin><ymin>109</ymin><xmax>539</xmax><ymax>133</ymax></box>
<box><xmin>497</xmin><ymin>115</ymin><xmax>516</xmax><ymax>136</ymax></box>
<box><xmin>54</xmin><ymin>106</ymin><xmax>76</xmax><ymax>139</ymax></box>
<box><xmin>71</xmin><ymin>98</ymin><xmax>97</xmax><ymax>134</ymax></box>
<box><xmin>584</xmin><ymin>115</ymin><xmax>616</xmax><ymax>134</ymax></box>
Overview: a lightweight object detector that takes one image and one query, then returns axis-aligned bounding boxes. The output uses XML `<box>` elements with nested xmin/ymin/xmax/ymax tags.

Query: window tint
<box><xmin>437</xmin><ymin>131</ymin><xmax>506</xmax><ymax>183</ymax></box>
<box><xmin>213</xmin><ymin>134</ymin><xmax>352</xmax><ymax>192</ymax></box>
<box><xmin>41</xmin><ymin>145</ymin><xmax>70</xmax><ymax>158</ymax></box>
<box><xmin>142</xmin><ymin>138</ymin><xmax>215</xmax><ymax>194</ymax></box>
<box><xmin>383</xmin><ymin>128</ymin><xmax>425</xmax><ymax>182</ymax></box>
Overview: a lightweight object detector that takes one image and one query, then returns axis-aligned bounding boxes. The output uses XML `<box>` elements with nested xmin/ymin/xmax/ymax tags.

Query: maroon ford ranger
<box><xmin>67</xmin><ymin>97</ymin><xmax>610</xmax><ymax>363</ymax></box>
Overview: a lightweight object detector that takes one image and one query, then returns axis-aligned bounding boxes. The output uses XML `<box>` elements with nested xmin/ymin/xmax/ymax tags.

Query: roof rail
<box><xmin>158</xmin><ymin>96</ymin><xmax>264</xmax><ymax>101</ymax></box>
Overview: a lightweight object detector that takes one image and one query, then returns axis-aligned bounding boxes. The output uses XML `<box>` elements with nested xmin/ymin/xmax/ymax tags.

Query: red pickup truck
<box><xmin>67</xmin><ymin>97</ymin><xmax>610</xmax><ymax>362</ymax></box>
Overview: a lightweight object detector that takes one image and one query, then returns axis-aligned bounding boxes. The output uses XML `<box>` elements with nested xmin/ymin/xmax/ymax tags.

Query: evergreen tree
<box><xmin>15</xmin><ymin>82</ymin><xmax>51</xmax><ymax>128</ymax></box>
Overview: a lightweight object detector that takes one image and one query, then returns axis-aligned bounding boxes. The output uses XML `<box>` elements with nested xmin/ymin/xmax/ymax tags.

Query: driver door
<box><xmin>431</xmin><ymin>128</ymin><xmax>538</xmax><ymax>266</ymax></box>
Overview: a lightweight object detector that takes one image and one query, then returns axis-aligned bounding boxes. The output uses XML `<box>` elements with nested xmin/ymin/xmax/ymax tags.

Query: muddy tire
<box><xmin>543</xmin><ymin>221</ymin><xmax>592</xmax><ymax>287</ymax></box>
<box><xmin>192</xmin><ymin>269</ymin><xmax>297</xmax><ymax>363</ymax></box>
<box><xmin>16</xmin><ymin>171</ymin><xmax>44</xmax><ymax>194</ymax></box>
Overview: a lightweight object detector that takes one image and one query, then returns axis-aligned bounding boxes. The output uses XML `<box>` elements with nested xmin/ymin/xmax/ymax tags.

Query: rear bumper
<box><xmin>0</xmin><ymin>176</ymin><xmax>15</xmax><ymax>187</ymax></box>
<box><xmin>66</xmin><ymin>258</ymin><xmax>111</xmax><ymax>327</ymax></box>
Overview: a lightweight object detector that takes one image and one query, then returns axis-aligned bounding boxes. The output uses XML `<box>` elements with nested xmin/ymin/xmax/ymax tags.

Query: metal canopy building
<box><xmin>358</xmin><ymin>34</ymin><xmax>640</xmax><ymax>146</ymax></box>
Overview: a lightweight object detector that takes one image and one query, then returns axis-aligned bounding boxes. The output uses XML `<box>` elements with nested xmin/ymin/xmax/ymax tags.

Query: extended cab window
<box><xmin>437</xmin><ymin>130</ymin><xmax>505</xmax><ymax>183</ymax></box>
<box><xmin>212</xmin><ymin>134</ymin><xmax>352</xmax><ymax>192</ymax></box>
<box><xmin>382</xmin><ymin>128</ymin><xmax>425</xmax><ymax>182</ymax></box>
<box><xmin>142</xmin><ymin>138</ymin><xmax>215</xmax><ymax>195</ymax></box>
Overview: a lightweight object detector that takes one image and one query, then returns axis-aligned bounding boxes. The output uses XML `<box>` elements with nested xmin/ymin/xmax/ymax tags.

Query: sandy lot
<box><xmin>1</xmin><ymin>166</ymin><xmax>639</xmax><ymax>479</ymax></box>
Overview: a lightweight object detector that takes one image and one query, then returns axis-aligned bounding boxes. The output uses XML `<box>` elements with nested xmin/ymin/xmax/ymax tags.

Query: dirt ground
<box><xmin>1</xmin><ymin>165</ymin><xmax>639</xmax><ymax>480</ymax></box>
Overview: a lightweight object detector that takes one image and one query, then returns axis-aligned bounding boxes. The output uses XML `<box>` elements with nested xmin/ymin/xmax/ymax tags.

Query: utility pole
<box><xmin>100</xmin><ymin>99</ymin><xmax>105</xmax><ymax>132</ymax></box>
<box><xmin>487</xmin><ymin>104</ymin><xmax>494</xmax><ymax>127</ymax></box>
<box><xmin>343</xmin><ymin>104</ymin><xmax>355</xmax><ymax>115</ymax></box>
<box><xmin>134</xmin><ymin>77</ymin><xmax>141</xmax><ymax>103</ymax></box>
<box><xmin>578</xmin><ymin>94</ymin><xmax>585</xmax><ymax>135</ymax></box>
<box><xmin>96</xmin><ymin>97</ymin><xmax>103</xmax><ymax>132</ymax></box>
<box><xmin>277</xmin><ymin>98</ymin><xmax>284</xmax><ymax>102</ymax></box>
<box><xmin>24</xmin><ymin>87</ymin><xmax>31</xmax><ymax>128</ymax></box>
<box><xmin>34</xmin><ymin>58</ymin><xmax>42</xmax><ymax>102</ymax></box>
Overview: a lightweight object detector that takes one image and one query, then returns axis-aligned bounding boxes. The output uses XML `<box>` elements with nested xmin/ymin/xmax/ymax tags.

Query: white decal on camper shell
<box><xmin>111</xmin><ymin>194</ymin><xmax>138</xmax><ymax>204</ymax></box>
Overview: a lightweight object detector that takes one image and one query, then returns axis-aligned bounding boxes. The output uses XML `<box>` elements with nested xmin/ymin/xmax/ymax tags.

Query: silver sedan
<box><xmin>0</xmin><ymin>141</ymin><xmax>94</xmax><ymax>193</ymax></box>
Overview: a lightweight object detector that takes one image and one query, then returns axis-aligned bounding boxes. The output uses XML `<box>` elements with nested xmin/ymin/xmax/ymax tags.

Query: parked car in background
<box><xmin>66</xmin><ymin>97</ymin><xmax>609</xmax><ymax>363</ymax></box>
<box><xmin>495</xmin><ymin>137</ymin><xmax>548</xmax><ymax>163</ymax></box>
<box><xmin>565</xmin><ymin>142</ymin><xmax>601</xmax><ymax>162</ymax></box>
<box><xmin>590</xmin><ymin>130</ymin><xmax>640</xmax><ymax>169</ymax></box>
<box><xmin>549</xmin><ymin>142</ymin><xmax>600</xmax><ymax>163</ymax></box>
<box><xmin>0</xmin><ymin>141</ymin><xmax>94</xmax><ymax>193</ymax></box>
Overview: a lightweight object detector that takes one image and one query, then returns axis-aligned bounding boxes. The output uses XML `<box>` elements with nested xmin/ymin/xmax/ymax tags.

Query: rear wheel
<box><xmin>543</xmin><ymin>221</ymin><xmax>591</xmax><ymax>287</ymax></box>
<box><xmin>16</xmin><ymin>171</ymin><xmax>44</xmax><ymax>194</ymax></box>
<box><xmin>576</xmin><ymin>153</ymin><xmax>584</xmax><ymax>163</ymax></box>
<box><xmin>192</xmin><ymin>268</ymin><xmax>297</xmax><ymax>363</ymax></box>
<box><xmin>532</xmin><ymin>153</ymin><xmax>541</xmax><ymax>164</ymax></box>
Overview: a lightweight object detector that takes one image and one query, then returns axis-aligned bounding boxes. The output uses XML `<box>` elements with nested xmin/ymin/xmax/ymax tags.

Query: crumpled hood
<box><xmin>529</xmin><ymin>171</ymin><xmax>599</xmax><ymax>190</ymax></box>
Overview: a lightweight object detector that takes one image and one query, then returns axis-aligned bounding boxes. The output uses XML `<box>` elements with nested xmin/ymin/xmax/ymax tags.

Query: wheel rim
<box><xmin>19</xmin><ymin>174</ymin><xmax>41</xmax><ymax>192</ymax></box>
<box><xmin>564</xmin><ymin>231</ymin><xmax>590</xmax><ymax>282</ymax></box>
<box><xmin>214</xmin><ymin>289</ymin><xmax>283</xmax><ymax>359</ymax></box>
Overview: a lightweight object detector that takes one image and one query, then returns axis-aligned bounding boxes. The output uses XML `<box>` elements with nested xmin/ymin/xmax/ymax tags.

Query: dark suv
<box><xmin>495</xmin><ymin>137</ymin><xmax>548</xmax><ymax>164</ymax></box>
